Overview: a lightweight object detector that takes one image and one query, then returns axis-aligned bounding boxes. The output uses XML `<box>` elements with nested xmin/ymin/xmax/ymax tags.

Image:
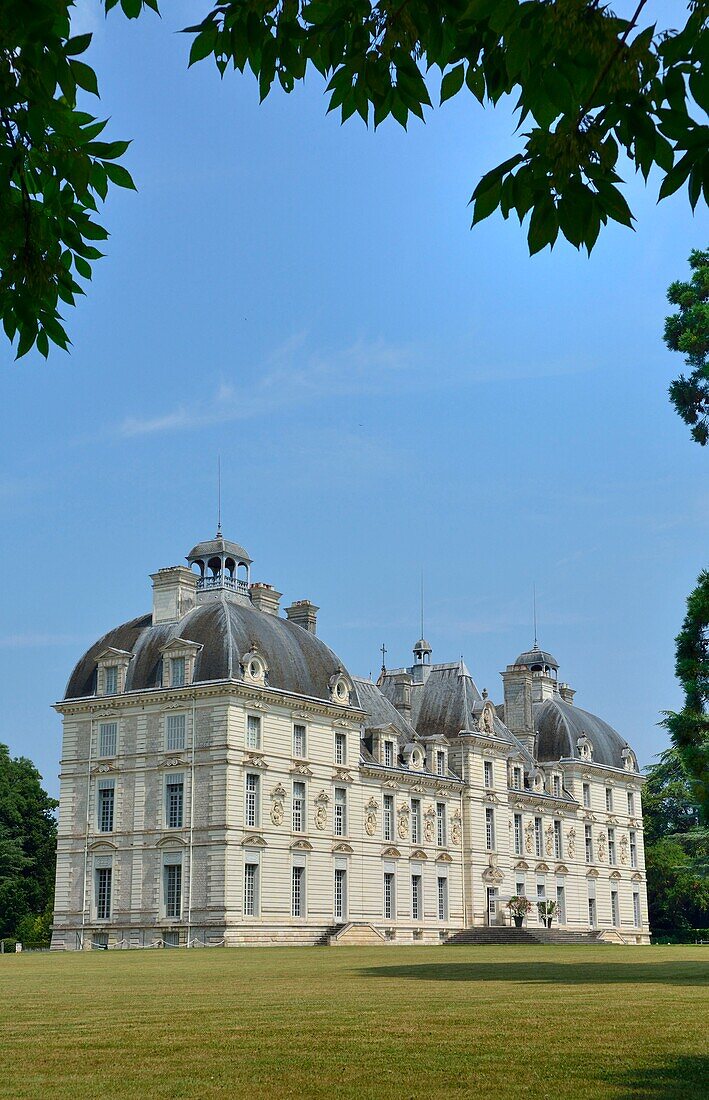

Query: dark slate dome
<box><xmin>514</xmin><ymin>644</ymin><xmax>559</xmax><ymax>672</ymax></box>
<box><xmin>187</xmin><ymin>536</ymin><xmax>252</xmax><ymax>564</ymax></box>
<box><xmin>64</xmin><ymin>601</ymin><xmax>354</xmax><ymax>703</ymax></box>
<box><xmin>534</xmin><ymin>696</ymin><xmax>633</xmax><ymax>769</ymax></box>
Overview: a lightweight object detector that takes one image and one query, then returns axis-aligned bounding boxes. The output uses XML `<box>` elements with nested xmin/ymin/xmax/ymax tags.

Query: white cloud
<box><xmin>116</xmin><ymin>335</ymin><xmax>414</xmax><ymax>438</ymax></box>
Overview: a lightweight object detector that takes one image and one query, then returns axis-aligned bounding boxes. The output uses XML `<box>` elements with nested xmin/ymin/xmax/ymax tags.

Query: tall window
<box><xmin>588</xmin><ymin>896</ymin><xmax>596</xmax><ymax>928</ymax></box>
<box><xmin>383</xmin><ymin>794</ymin><xmax>394</xmax><ymax>842</ymax></box>
<box><xmin>554</xmin><ymin>819</ymin><xmax>562</xmax><ymax>859</ymax></box>
<box><xmin>98</xmin><ymin>722</ymin><xmax>117</xmax><ymax>758</ymax></box>
<box><xmin>384</xmin><ymin>740</ymin><xmax>394</xmax><ymax>767</ymax></box>
<box><xmin>627</xmin><ymin>791</ymin><xmax>635</xmax><ymax>815</ymax></box>
<box><xmin>485</xmin><ymin>807</ymin><xmax>495</xmax><ymax>851</ymax></box>
<box><xmin>292</xmin><ymin>781</ymin><xmax>305</xmax><ymax>833</ymax></box>
<box><xmin>633</xmin><ymin>890</ymin><xmax>641</xmax><ymax>926</ymax></box>
<box><xmin>536</xmin><ymin>877</ymin><xmax>546</xmax><ymax>900</ymax></box>
<box><xmin>534</xmin><ymin>816</ymin><xmax>543</xmax><ymax>858</ymax></box>
<box><xmin>512</xmin><ymin>766</ymin><xmax>522</xmax><ymax>790</ymax></box>
<box><xmin>245</xmin><ymin>773</ymin><xmax>259</xmax><ymax>828</ymax></box>
<box><xmin>411</xmin><ymin>799</ymin><xmax>421</xmax><ymax>844</ymax></box>
<box><xmin>246</xmin><ymin>714</ymin><xmax>261</xmax><ymax>750</ymax></box>
<box><xmin>334</xmin><ymin>868</ymin><xmax>346</xmax><ymax>919</ymax></box>
<box><xmin>96</xmin><ymin>867</ymin><xmax>112</xmax><ymax>919</ymax></box>
<box><xmin>605</xmin><ymin>787</ymin><xmax>613</xmax><ymax>812</ymax></box>
<box><xmin>97</xmin><ymin>779</ymin><xmax>115</xmax><ymax>833</ymax></box>
<box><xmin>552</xmin><ymin>774</ymin><xmax>561</xmax><ymax>797</ymax></box>
<box><xmin>514</xmin><ymin>813</ymin><xmax>523</xmax><ymax>855</ymax></box>
<box><xmin>436</xmin><ymin>802</ymin><xmax>446</xmax><ymax>847</ymax></box>
<box><xmin>171</xmin><ymin>656</ymin><xmax>185</xmax><ymax>687</ymax></box>
<box><xmin>334</xmin><ymin>788</ymin><xmax>347</xmax><ymax>836</ymax></box>
<box><xmin>104</xmin><ymin>666</ymin><xmax>118</xmax><ymax>695</ymax></box>
<box><xmin>292</xmin><ymin>866</ymin><xmax>304</xmax><ymax>917</ymax></box>
<box><xmin>335</xmin><ymin>732</ymin><xmax>346</xmax><ymax>765</ymax></box>
<box><xmin>293</xmin><ymin>724</ymin><xmax>306</xmax><ymax>758</ymax></box>
<box><xmin>244</xmin><ymin>862</ymin><xmax>258</xmax><ymax>916</ymax></box>
<box><xmin>164</xmin><ymin>863</ymin><xmax>182</xmax><ymax>919</ymax></box>
<box><xmin>437</xmin><ymin>751</ymin><xmax>446</xmax><ymax>777</ymax></box>
<box><xmin>556</xmin><ymin>883</ymin><xmax>566</xmax><ymax>923</ymax></box>
<box><xmin>384</xmin><ymin>872</ymin><xmax>395</xmax><ymax>919</ymax></box>
<box><xmin>484</xmin><ymin>761</ymin><xmax>493</xmax><ymax>788</ymax></box>
<box><xmin>411</xmin><ymin>874</ymin><xmax>422</xmax><ymax>921</ymax></box>
<box><xmin>166</xmin><ymin>775</ymin><xmax>184</xmax><ymax>829</ymax></box>
<box><xmin>166</xmin><ymin>714</ymin><xmax>186</xmax><ymax>751</ymax></box>
<box><xmin>611</xmin><ymin>888</ymin><xmax>619</xmax><ymax>926</ymax></box>
<box><xmin>515</xmin><ymin>877</ymin><xmax>526</xmax><ymax>898</ymax></box>
<box><xmin>437</xmin><ymin>877</ymin><xmax>448</xmax><ymax>920</ymax></box>
<box><xmin>608</xmin><ymin>827</ymin><xmax>616</xmax><ymax>865</ymax></box>
<box><xmin>582</xmin><ymin>782</ymin><xmax>591</xmax><ymax>808</ymax></box>
<box><xmin>585</xmin><ymin>824</ymin><xmax>593</xmax><ymax>863</ymax></box>
<box><xmin>630</xmin><ymin>831</ymin><xmax>637</xmax><ymax>868</ymax></box>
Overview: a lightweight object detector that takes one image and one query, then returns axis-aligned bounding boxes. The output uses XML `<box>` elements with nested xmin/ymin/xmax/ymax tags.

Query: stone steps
<box><xmin>445</xmin><ymin>927</ymin><xmax>609</xmax><ymax>946</ymax></box>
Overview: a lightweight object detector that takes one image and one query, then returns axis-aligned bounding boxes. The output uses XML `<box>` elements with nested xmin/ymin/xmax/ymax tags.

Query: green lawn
<box><xmin>1</xmin><ymin>946</ymin><xmax>707</xmax><ymax>1099</ymax></box>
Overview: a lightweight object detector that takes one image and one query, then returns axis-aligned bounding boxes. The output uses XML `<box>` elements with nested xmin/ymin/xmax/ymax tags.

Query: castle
<box><xmin>51</xmin><ymin>532</ymin><xmax>649</xmax><ymax>948</ymax></box>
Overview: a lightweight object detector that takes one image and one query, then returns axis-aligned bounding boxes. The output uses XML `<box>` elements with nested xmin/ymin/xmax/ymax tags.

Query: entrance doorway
<box><xmin>486</xmin><ymin>887</ymin><xmax>499</xmax><ymax>925</ymax></box>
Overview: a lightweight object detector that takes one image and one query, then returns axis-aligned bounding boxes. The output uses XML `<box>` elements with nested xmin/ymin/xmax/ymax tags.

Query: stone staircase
<box><xmin>328</xmin><ymin>922</ymin><xmax>387</xmax><ymax>946</ymax></box>
<box><xmin>445</xmin><ymin>926</ymin><xmax>610</xmax><ymax>946</ymax></box>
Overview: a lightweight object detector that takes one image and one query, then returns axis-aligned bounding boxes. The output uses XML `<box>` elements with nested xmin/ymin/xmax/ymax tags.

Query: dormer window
<box><xmin>96</xmin><ymin>648</ymin><xmax>132</xmax><ymax>696</ymax></box>
<box><xmin>384</xmin><ymin>740</ymin><xmax>394</xmax><ymax>768</ymax></box>
<box><xmin>329</xmin><ymin>671</ymin><xmax>352</xmax><ymax>706</ymax></box>
<box><xmin>577</xmin><ymin>736</ymin><xmax>593</xmax><ymax>761</ymax></box>
<box><xmin>242</xmin><ymin>647</ymin><xmax>268</xmax><ymax>686</ymax></box>
<box><xmin>552</xmin><ymin>774</ymin><xmax>561</xmax><ymax>798</ymax></box>
<box><xmin>483</xmin><ymin>760</ymin><xmax>493</xmax><ymax>788</ymax></box>
<box><xmin>511</xmin><ymin>765</ymin><xmax>523</xmax><ymax>790</ymax></box>
<box><xmin>160</xmin><ymin>638</ymin><xmax>201</xmax><ymax>691</ymax></box>
<box><xmin>437</xmin><ymin>750</ymin><xmax>447</xmax><ymax>777</ymax></box>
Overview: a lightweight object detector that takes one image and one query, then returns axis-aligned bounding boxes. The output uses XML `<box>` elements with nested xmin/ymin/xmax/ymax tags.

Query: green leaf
<box><xmin>66</xmin><ymin>34</ymin><xmax>92</xmax><ymax>56</ymax></box>
<box><xmin>440</xmin><ymin>64</ymin><xmax>465</xmax><ymax>105</ymax></box>
<box><xmin>189</xmin><ymin>26</ymin><xmax>218</xmax><ymax>67</ymax></box>
<box><xmin>104</xmin><ymin>162</ymin><xmax>137</xmax><ymax>190</ymax></box>
<box><xmin>70</xmin><ymin>60</ymin><xmax>99</xmax><ymax>97</ymax></box>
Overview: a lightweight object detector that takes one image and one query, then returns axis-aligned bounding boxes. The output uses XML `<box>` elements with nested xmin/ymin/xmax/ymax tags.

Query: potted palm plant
<box><xmin>537</xmin><ymin>899</ymin><xmax>558</xmax><ymax>928</ymax></box>
<box><xmin>506</xmin><ymin>895</ymin><xmax>533</xmax><ymax>928</ymax></box>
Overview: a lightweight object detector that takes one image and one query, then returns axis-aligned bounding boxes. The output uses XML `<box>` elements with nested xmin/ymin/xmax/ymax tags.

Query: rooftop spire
<box><xmin>533</xmin><ymin>582</ymin><xmax>538</xmax><ymax>649</ymax></box>
<box><xmin>216</xmin><ymin>455</ymin><xmax>222</xmax><ymax>538</ymax></box>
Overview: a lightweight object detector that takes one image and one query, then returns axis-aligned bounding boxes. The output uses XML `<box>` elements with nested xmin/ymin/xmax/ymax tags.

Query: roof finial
<box><xmin>533</xmin><ymin>582</ymin><xmax>538</xmax><ymax>649</ymax></box>
<box><xmin>216</xmin><ymin>454</ymin><xmax>222</xmax><ymax>538</ymax></box>
<box><xmin>380</xmin><ymin>642</ymin><xmax>387</xmax><ymax>673</ymax></box>
<box><xmin>420</xmin><ymin>569</ymin><xmax>425</xmax><ymax>641</ymax></box>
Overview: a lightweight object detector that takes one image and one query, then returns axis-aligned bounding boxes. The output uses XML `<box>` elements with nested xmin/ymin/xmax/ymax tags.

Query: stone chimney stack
<box><xmin>285</xmin><ymin>600</ymin><xmax>319</xmax><ymax>634</ymax></box>
<box><xmin>250</xmin><ymin>583</ymin><xmax>282</xmax><ymax>616</ymax></box>
<box><xmin>501</xmin><ymin>665</ymin><xmax>535</xmax><ymax>753</ymax></box>
<box><xmin>150</xmin><ymin>567</ymin><xmax>197</xmax><ymax>625</ymax></box>
<box><xmin>388</xmin><ymin>671</ymin><xmax>412</xmax><ymax>720</ymax></box>
<box><xmin>558</xmin><ymin>682</ymin><xmax>576</xmax><ymax>704</ymax></box>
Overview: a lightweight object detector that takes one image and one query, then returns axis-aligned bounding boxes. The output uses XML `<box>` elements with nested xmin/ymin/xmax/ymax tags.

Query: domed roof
<box><xmin>414</xmin><ymin>637</ymin><xmax>432</xmax><ymax>653</ymax></box>
<box><xmin>534</xmin><ymin>696</ymin><xmax>634</xmax><ymax>770</ymax></box>
<box><xmin>187</xmin><ymin>536</ymin><xmax>252</xmax><ymax>564</ymax></box>
<box><xmin>514</xmin><ymin>644</ymin><xmax>559</xmax><ymax>670</ymax></box>
<box><xmin>64</xmin><ymin>600</ymin><xmax>352</xmax><ymax>702</ymax></box>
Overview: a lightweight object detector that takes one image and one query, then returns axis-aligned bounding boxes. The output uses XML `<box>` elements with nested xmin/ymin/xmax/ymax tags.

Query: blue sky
<box><xmin>1</xmin><ymin>0</ymin><xmax>706</xmax><ymax>796</ymax></box>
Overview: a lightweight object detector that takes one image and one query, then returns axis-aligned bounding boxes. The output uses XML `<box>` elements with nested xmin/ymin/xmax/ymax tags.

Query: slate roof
<box><xmin>352</xmin><ymin>677</ymin><xmax>417</xmax><ymax>741</ymax></box>
<box><xmin>534</xmin><ymin>697</ymin><xmax>630</xmax><ymax>769</ymax></box>
<box><xmin>64</xmin><ymin>600</ymin><xmax>352</xmax><ymax>702</ymax></box>
<box><xmin>514</xmin><ymin>645</ymin><xmax>559</xmax><ymax>669</ymax></box>
<box><xmin>187</xmin><ymin>537</ymin><xmax>252</xmax><ymax>563</ymax></box>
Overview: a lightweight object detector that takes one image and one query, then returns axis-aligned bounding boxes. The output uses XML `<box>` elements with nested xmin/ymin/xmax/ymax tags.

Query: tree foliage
<box><xmin>0</xmin><ymin>743</ymin><xmax>58</xmax><ymax>941</ymax></box>
<box><xmin>663</xmin><ymin>570</ymin><xmax>709</xmax><ymax>823</ymax></box>
<box><xmin>1</xmin><ymin>0</ymin><xmax>708</xmax><ymax>358</ymax></box>
<box><xmin>643</xmin><ymin>747</ymin><xmax>709</xmax><ymax>930</ymax></box>
<box><xmin>665</xmin><ymin>247</ymin><xmax>709</xmax><ymax>445</ymax></box>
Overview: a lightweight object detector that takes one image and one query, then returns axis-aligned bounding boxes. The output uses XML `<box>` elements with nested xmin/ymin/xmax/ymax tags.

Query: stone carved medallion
<box><xmin>314</xmin><ymin>790</ymin><xmax>329</xmax><ymax>832</ymax></box>
<box><xmin>364</xmin><ymin>797</ymin><xmax>378</xmax><ymax>837</ymax></box>
<box><xmin>567</xmin><ymin>827</ymin><xmax>576</xmax><ymax>859</ymax></box>
<box><xmin>271</xmin><ymin>801</ymin><xmax>284</xmax><ymax>826</ymax></box>
<box><xmin>397</xmin><ymin>802</ymin><xmax>410</xmax><ymax>840</ymax></box>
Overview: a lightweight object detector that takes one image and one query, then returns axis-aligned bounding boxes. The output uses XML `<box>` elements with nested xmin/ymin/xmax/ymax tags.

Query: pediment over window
<box><xmin>88</xmin><ymin>840</ymin><xmax>116</xmax><ymax>852</ymax></box>
<box><xmin>331</xmin><ymin>842</ymin><xmax>354</xmax><ymax>854</ymax></box>
<box><xmin>535</xmin><ymin>862</ymin><xmax>550</xmax><ymax>873</ymax></box>
<box><xmin>515</xmin><ymin>860</ymin><xmax>530</xmax><ymax>871</ymax></box>
<box><xmin>242</xmin><ymin>834</ymin><xmax>267</xmax><ymax>847</ymax></box>
<box><xmin>631</xmin><ymin>872</ymin><xmax>644</xmax><ymax>882</ymax></box>
<box><xmin>586</xmin><ymin>867</ymin><xmax>599</xmax><ymax>878</ymax></box>
<box><xmin>410</xmin><ymin>848</ymin><xmax>428</xmax><ymax>860</ymax></box>
<box><xmin>554</xmin><ymin>863</ymin><xmax>569</xmax><ymax>875</ymax></box>
<box><xmin>161</xmin><ymin>637</ymin><xmax>202</xmax><ymax>656</ymax></box>
<box><xmin>436</xmin><ymin>852</ymin><xmax>453</xmax><ymax>863</ymax></box>
<box><xmin>156</xmin><ymin>835</ymin><xmax>187</xmax><ymax>849</ymax></box>
<box><xmin>609</xmin><ymin>870</ymin><xmax>621</xmax><ymax>880</ymax></box>
<box><xmin>381</xmin><ymin>846</ymin><xmax>401</xmax><ymax>858</ymax></box>
<box><xmin>291</xmin><ymin>839</ymin><xmax>313</xmax><ymax>851</ymax></box>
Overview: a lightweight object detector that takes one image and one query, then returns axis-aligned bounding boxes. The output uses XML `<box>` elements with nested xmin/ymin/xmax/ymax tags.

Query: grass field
<box><xmin>1</xmin><ymin>946</ymin><xmax>708</xmax><ymax>1099</ymax></box>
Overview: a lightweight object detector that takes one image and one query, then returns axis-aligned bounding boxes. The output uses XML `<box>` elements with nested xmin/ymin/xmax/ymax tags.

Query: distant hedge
<box><xmin>651</xmin><ymin>928</ymin><xmax>709</xmax><ymax>944</ymax></box>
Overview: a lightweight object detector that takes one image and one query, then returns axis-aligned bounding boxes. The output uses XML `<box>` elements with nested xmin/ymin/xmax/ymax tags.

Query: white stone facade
<box><xmin>51</xmin><ymin>534</ymin><xmax>649</xmax><ymax>948</ymax></box>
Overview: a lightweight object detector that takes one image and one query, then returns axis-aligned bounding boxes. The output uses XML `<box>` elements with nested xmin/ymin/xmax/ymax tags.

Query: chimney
<box><xmin>150</xmin><ymin>567</ymin><xmax>197</xmax><ymax>625</ymax></box>
<box><xmin>285</xmin><ymin>600</ymin><xmax>319</xmax><ymax>634</ymax></box>
<box><xmin>558</xmin><ymin>682</ymin><xmax>576</xmax><ymax>704</ymax></box>
<box><xmin>501</xmin><ymin>665</ymin><xmax>535</xmax><ymax>752</ymax></box>
<box><xmin>250</xmin><ymin>583</ymin><xmax>282</xmax><ymax>616</ymax></box>
<box><xmin>388</xmin><ymin>671</ymin><xmax>412</xmax><ymax>720</ymax></box>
